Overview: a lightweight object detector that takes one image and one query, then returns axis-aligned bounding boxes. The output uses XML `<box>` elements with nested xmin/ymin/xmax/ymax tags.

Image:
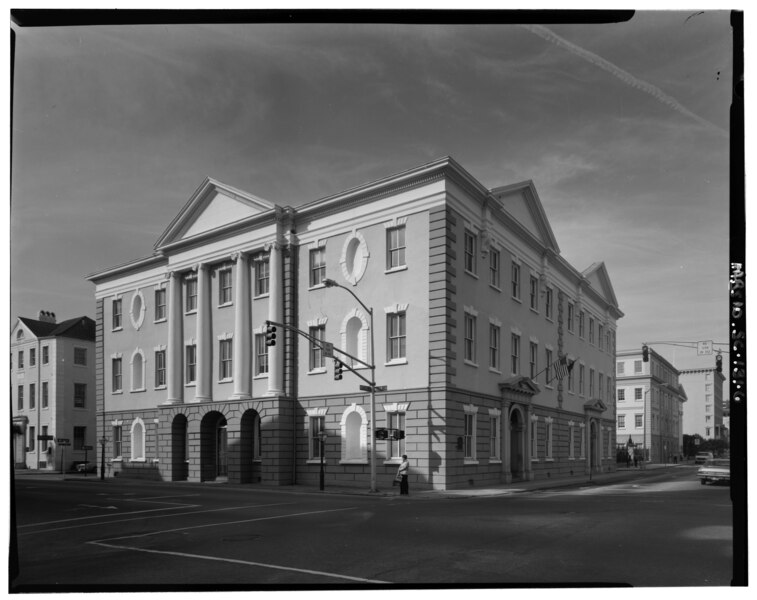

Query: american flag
<box><xmin>551</xmin><ymin>356</ymin><xmax>575</xmax><ymax>380</ymax></box>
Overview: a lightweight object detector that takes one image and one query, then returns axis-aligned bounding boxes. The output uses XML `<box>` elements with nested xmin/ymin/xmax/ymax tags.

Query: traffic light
<box><xmin>374</xmin><ymin>428</ymin><xmax>389</xmax><ymax>440</ymax></box>
<box><xmin>334</xmin><ymin>359</ymin><xmax>343</xmax><ymax>380</ymax></box>
<box><xmin>265</xmin><ymin>321</ymin><xmax>277</xmax><ymax>346</ymax></box>
<box><xmin>716</xmin><ymin>353</ymin><xmax>723</xmax><ymax>373</ymax></box>
<box><xmin>642</xmin><ymin>344</ymin><xmax>649</xmax><ymax>362</ymax></box>
<box><xmin>392</xmin><ymin>429</ymin><xmax>405</xmax><ymax>440</ymax></box>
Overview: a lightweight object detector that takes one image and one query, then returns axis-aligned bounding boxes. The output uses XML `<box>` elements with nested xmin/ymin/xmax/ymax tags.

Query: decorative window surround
<box><xmin>463</xmin><ymin>403</ymin><xmax>479</xmax><ymax>464</ymax></box>
<box><xmin>129</xmin><ymin>289</ymin><xmax>146</xmax><ymax>330</ymax></box>
<box><xmin>340</xmin><ymin>403</ymin><xmax>368</xmax><ymax>464</ymax></box>
<box><xmin>340</xmin><ymin>230</ymin><xmax>370</xmax><ymax>285</ymax></box>
<box><xmin>384</xmin><ymin>303</ymin><xmax>409</xmax><ymax>315</ymax></box>
<box><xmin>340</xmin><ymin>308</ymin><xmax>370</xmax><ymax>368</ymax></box>
<box><xmin>130</xmin><ymin>348</ymin><xmax>145</xmax><ymax>392</ymax></box>
<box><xmin>307</xmin><ymin>316</ymin><xmax>328</xmax><ymax>328</ymax></box>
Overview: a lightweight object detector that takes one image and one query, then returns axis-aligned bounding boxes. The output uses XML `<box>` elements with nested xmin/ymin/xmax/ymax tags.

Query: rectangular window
<box><xmin>464</xmin><ymin>314</ymin><xmax>476</xmax><ymax>363</ymax></box>
<box><xmin>155</xmin><ymin>350</ymin><xmax>166</xmax><ymax>387</ymax></box>
<box><xmin>545</xmin><ymin>348</ymin><xmax>553</xmax><ymax>385</ymax></box>
<box><xmin>464</xmin><ymin>230</ymin><xmax>477</xmax><ymax>274</ymax></box>
<box><xmin>112</xmin><ymin>299</ymin><xmax>122</xmax><ymax>329</ymax></box>
<box><xmin>490</xmin><ymin>416</ymin><xmax>501</xmax><ymax>460</ymax></box>
<box><xmin>113</xmin><ymin>425</ymin><xmax>123</xmax><ymax>458</ymax></box>
<box><xmin>309</xmin><ymin>416</ymin><xmax>325</xmax><ymax>459</ymax></box>
<box><xmin>29</xmin><ymin>383</ymin><xmax>36</xmax><ymax>410</ymax></box>
<box><xmin>74</xmin><ymin>383</ymin><xmax>86</xmax><ymax>408</ymax></box>
<box><xmin>29</xmin><ymin>348</ymin><xmax>36</xmax><ymax>367</ymax></box>
<box><xmin>255</xmin><ymin>258</ymin><xmax>270</xmax><ymax>296</ymax></box>
<box><xmin>511</xmin><ymin>262</ymin><xmax>521</xmax><ymax>299</ymax></box>
<box><xmin>464</xmin><ymin>413</ymin><xmax>475</xmax><ymax>459</ymax></box>
<box><xmin>529</xmin><ymin>275</ymin><xmax>539</xmax><ymax>310</ymax></box>
<box><xmin>568</xmin><ymin>364</ymin><xmax>574</xmax><ymax>392</ymax></box>
<box><xmin>579</xmin><ymin>365</ymin><xmax>585</xmax><ymax>395</ymax></box>
<box><xmin>579</xmin><ymin>311</ymin><xmax>585</xmax><ymax>338</ymax></box>
<box><xmin>589</xmin><ymin>317</ymin><xmax>595</xmax><ymax>344</ymax></box>
<box><xmin>186</xmin><ymin>345</ymin><xmax>197</xmax><ymax>383</ymax></box>
<box><xmin>74</xmin><ymin>347</ymin><xmax>87</xmax><ymax>366</ymax></box>
<box><xmin>617</xmin><ymin>361</ymin><xmax>625</xmax><ymax>375</ymax></box>
<box><xmin>29</xmin><ymin>426</ymin><xmax>35</xmax><ymax>452</ymax></box>
<box><xmin>598</xmin><ymin>324</ymin><xmax>604</xmax><ymax>350</ymax></box>
<box><xmin>255</xmin><ymin>334</ymin><xmax>269</xmax><ymax>375</ymax></box>
<box><xmin>635</xmin><ymin>414</ymin><xmax>643</xmax><ymax>428</ymax></box>
<box><xmin>42</xmin><ymin>346</ymin><xmax>49</xmax><ymax>364</ymax></box>
<box><xmin>489</xmin><ymin>248</ymin><xmax>500</xmax><ymax>288</ymax></box>
<box><xmin>635</xmin><ymin>387</ymin><xmax>643</xmax><ymax>401</ymax></box>
<box><xmin>17</xmin><ymin>385</ymin><xmax>23</xmax><ymax>410</ymax></box>
<box><xmin>185</xmin><ymin>277</ymin><xmax>198</xmax><ymax>312</ymax></box>
<box><xmin>74</xmin><ymin>426</ymin><xmax>86</xmax><ymax>450</ymax></box>
<box><xmin>618</xmin><ymin>389</ymin><xmax>625</xmax><ymax>402</ymax></box>
<box><xmin>219</xmin><ymin>268</ymin><xmax>233</xmax><ymax>305</ymax></box>
<box><xmin>18</xmin><ymin>350</ymin><xmax>24</xmax><ymax>369</ymax></box>
<box><xmin>310</xmin><ymin>247</ymin><xmax>326</xmax><ymax>287</ymax></box>
<box><xmin>589</xmin><ymin>368</ymin><xmax>595</xmax><ymax>397</ymax></box>
<box><xmin>618</xmin><ymin>415</ymin><xmax>625</xmax><ymax>428</ymax></box>
<box><xmin>387</xmin><ymin>225</ymin><xmax>406</xmax><ymax>269</ymax></box>
<box><xmin>545</xmin><ymin>420</ymin><xmax>553</xmax><ymax>459</ymax></box>
<box><xmin>112</xmin><ymin>358</ymin><xmax>122</xmax><ymax>392</ymax></box>
<box><xmin>567</xmin><ymin>302</ymin><xmax>574</xmax><ymax>332</ymax></box>
<box><xmin>155</xmin><ymin>288</ymin><xmax>167</xmax><ymax>321</ymax></box>
<box><xmin>387</xmin><ymin>313</ymin><xmax>407</xmax><ymax>361</ymax></box>
<box><xmin>598</xmin><ymin>373</ymin><xmax>604</xmax><ymax>399</ymax></box>
<box><xmin>511</xmin><ymin>334</ymin><xmax>520</xmax><ymax>375</ymax></box>
<box><xmin>545</xmin><ymin>287</ymin><xmax>553</xmax><ymax>320</ymax></box>
<box><xmin>42</xmin><ymin>382</ymin><xmax>49</xmax><ymax>408</ymax></box>
<box><xmin>388</xmin><ymin>412</ymin><xmax>406</xmax><ymax>458</ymax></box>
<box><xmin>41</xmin><ymin>426</ymin><xmax>49</xmax><ymax>452</ymax></box>
<box><xmin>219</xmin><ymin>339</ymin><xmax>233</xmax><ymax>380</ymax></box>
<box><xmin>489</xmin><ymin>324</ymin><xmax>500</xmax><ymax>370</ymax></box>
<box><xmin>634</xmin><ymin>360</ymin><xmax>643</xmax><ymax>374</ymax></box>
<box><xmin>309</xmin><ymin>326</ymin><xmax>325</xmax><ymax>371</ymax></box>
<box><xmin>529</xmin><ymin>342</ymin><xmax>538</xmax><ymax>379</ymax></box>
<box><xmin>530</xmin><ymin>418</ymin><xmax>538</xmax><ymax>458</ymax></box>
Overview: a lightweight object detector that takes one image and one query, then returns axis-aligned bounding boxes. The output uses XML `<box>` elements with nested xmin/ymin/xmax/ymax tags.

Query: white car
<box><xmin>698</xmin><ymin>459</ymin><xmax>730</xmax><ymax>485</ymax></box>
<box><xmin>694</xmin><ymin>452</ymin><xmax>714</xmax><ymax>465</ymax></box>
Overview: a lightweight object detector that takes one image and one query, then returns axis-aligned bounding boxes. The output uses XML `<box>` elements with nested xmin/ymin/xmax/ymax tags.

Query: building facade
<box><xmin>88</xmin><ymin>157</ymin><xmax>623</xmax><ymax>490</ymax></box>
<box><xmin>615</xmin><ymin>348</ymin><xmax>687</xmax><ymax>462</ymax></box>
<box><xmin>11</xmin><ymin>312</ymin><xmax>97</xmax><ymax>470</ymax></box>
<box><xmin>679</xmin><ymin>367</ymin><xmax>726</xmax><ymax>440</ymax></box>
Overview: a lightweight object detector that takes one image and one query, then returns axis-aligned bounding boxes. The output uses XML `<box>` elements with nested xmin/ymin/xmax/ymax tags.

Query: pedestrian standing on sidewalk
<box><xmin>397</xmin><ymin>454</ymin><xmax>409</xmax><ymax>495</ymax></box>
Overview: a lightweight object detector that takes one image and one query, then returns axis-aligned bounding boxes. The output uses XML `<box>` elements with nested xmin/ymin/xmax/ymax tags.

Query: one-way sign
<box><xmin>56</xmin><ymin>438</ymin><xmax>71</xmax><ymax>446</ymax></box>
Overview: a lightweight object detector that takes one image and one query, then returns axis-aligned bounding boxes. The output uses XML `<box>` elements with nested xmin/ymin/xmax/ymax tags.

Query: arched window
<box><xmin>340</xmin><ymin>404</ymin><xmax>367</xmax><ymax>463</ymax></box>
<box><xmin>131</xmin><ymin>349</ymin><xmax>145</xmax><ymax>391</ymax></box>
<box><xmin>341</xmin><ymin>309</ymin><xmax>369</xmax><ymax>367</ymax></box>
<box><xmin>131</xmin><ymin>418</ymin><xmax>145</xmax><ymax>461</ymax></box>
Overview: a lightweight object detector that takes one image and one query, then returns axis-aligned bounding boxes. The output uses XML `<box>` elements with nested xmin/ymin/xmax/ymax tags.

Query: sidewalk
<box><xmin>13</xmin><ymin>462</ymin><xmax>693</xmax><ymax>498</ymax></box>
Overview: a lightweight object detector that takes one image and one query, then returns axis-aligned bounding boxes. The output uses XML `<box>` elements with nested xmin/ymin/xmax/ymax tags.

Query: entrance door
<box><xmin>216</xmin><ymin>420</ymin><xmax>228</xmax><ymax>478</ymax></box>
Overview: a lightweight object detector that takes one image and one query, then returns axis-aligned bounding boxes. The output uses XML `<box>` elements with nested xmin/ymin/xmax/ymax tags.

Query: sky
<box><xmin>7</xmin><ymin>7</ymin><xmax>737</xmax><ymax>375</ymax></box>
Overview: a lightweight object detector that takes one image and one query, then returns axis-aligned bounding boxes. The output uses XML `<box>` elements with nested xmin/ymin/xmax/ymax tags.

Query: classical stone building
<box><xmin>88</xmin><ymin>157</ymin><xmax>622</xmax><ymax>490</ymax></box>
<box><xmin>11</xmin><ymin>312</ymin><xmax>96</xmax><ymax>470</ymax></box>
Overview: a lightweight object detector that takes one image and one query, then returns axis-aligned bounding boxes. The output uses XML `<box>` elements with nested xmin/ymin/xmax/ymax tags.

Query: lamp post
<box><xmin>319</xmin><ymin>430</ymin><xmax>328</xmax><ymax>491</ymax></box>
<box><xmin>323</xmin><ymin>278</ymin><xmax>377</xmax><ymax>493</ymax></box>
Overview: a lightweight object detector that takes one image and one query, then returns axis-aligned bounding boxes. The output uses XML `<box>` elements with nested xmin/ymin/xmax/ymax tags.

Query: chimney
<box><xmin>38</xmin><ymin>310</ymin><xmax>57</xmax><ymax>324</ymax></box>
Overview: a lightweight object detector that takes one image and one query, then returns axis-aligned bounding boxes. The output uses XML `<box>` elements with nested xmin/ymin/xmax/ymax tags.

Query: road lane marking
<box><xmin>88</xmin><ymin>541</ymin><xmax>389</xmax><ymax>584</ymax></box>
<box><xmin>18</xmin><ymin>502</ymin><xmax>298</xmax><ymax>534</ymax></box>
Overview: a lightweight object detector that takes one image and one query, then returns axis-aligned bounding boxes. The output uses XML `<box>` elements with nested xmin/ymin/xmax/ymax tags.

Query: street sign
<box><xmin>697</xmin><ymin>340</ymin><xmax>713</xmax><ymax>355</ymax></box>
<box><xmin>360</xmin><ymin>385</ymin><xmax>388</xmax><ymax>392</ymax></box>
<box><xmin>82</xmin><ymin>445</ymin><xmax>94</xmax><ymax>450</ymax></box>
<box><xmin>322</xmin><ymin>342</ymin><xmax>334</xmax><ymax>358</ymax></box>
<box><xmin>37</xmin><ymin>435</ymin><xmax>54</xmax><ymax>441</ymax></box>
<box><xmin>56</xmin><ymin>438</ymin><xmax>71</xmax><ymax>446</ymax></box>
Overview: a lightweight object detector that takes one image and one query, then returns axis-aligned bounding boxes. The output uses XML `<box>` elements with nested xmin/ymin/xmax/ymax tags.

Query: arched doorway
<box><xmin>509</xmin><ymin>408</ymin><xmax>524</xmax><ymax>480</ymax></box>
<box><xmin>239</xmin><ymin>409</ymin><xmax>261</xmax><ymax>484</ymax></box>
<box><xmin>200</xmin><ymin>411</ymin><xmax>228</xmax><ymax>482</ymax></box>
<box><xmin>171</xmin><ymin>414</ymin><xmax>188</xmax><ymax>481</ymax></box>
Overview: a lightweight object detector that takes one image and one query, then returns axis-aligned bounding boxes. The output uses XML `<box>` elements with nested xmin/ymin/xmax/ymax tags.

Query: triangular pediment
<box><xmin>584</xmin><ymin>398</ymin><xmax>608</xmax><ymax>413</ymax></box>
<box><xmin>155</xmin><ymin>178</ymin><xmax>275</xmax><ymax>250</ymax></box>
<box><xmin>489</xmin><ymin>181</ymin><xmax>560</xmax><ymax>254</ymax></box>
<box><xmin>582</xmin><ymin>262</ymin><xmax>620</xmax><ymax>309</ymax></box>
<box><xmin>499</xmin><ymin>375</ymin><xmax>541</xmax><ymax>396</ymax></box>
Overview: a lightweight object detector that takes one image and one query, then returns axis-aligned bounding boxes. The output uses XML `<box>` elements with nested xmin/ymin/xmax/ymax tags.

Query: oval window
<box><xmin>340</xmin><ymin>231</ymin><xmax>369</xmax><ymax>285</ymax></box>
<box><xmin>129</xmin><ymin>290</ymin><xmax>146</xmax><ymax>330</ymax></box>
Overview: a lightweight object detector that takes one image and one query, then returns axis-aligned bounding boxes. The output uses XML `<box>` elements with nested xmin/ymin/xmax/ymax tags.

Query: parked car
<box><xmin>75</xmin><ymin>462</ymin><xmax>97</xmax><ymax>473</ymax></box>
<box><xmin>694</xmin><ymin>451</ymin><xmax>714</xmax><ymax>464</ymax></box>
<box><xmin>698</xmin><ymin>459</ymin><xmax>730</xmax><ymax>485</ymax></box>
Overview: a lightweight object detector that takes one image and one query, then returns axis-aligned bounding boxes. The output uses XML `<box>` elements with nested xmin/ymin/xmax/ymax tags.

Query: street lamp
<box><xmin>323</xmin><ymin>278</ymin><xmax>378</xmax><ymax>493</ymax></box>
<box><xmin>319</xmin><ymin>430</ymin><xmax>328</xmax><ymax>491</ymax></box>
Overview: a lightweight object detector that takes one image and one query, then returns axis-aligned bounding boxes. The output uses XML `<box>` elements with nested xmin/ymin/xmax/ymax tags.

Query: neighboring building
<box><xmin>11</xmin><ymin>311</ymin><xmax>97</xmax><ymax>470</ymax></box>
<box><xmin>87</xmin><ymin>156</ymin><xmax>623</xmax><ymax>490</ymax></box>
<box><xmin>615</xmin><ymin>347</ymin><xmax>687</xmax><ymax>462</ymax></box>
<box><xmin>679</xmin><ymin>367</ymin><xmax>726</xmax><ymax>441</ymax></box>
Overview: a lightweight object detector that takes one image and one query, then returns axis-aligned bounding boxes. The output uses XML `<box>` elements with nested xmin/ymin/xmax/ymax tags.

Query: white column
<box><xmin>266</xmin><ymin>242</ymin><xmax>284</xmax><ymax>396</ymax></box>
<box><xmin>232</xmin><ymin>252</ymin><xmax>251</xmax><ymax>400</ymax></box>
<box><xmin>196</xmin><ymin>263</ymin><xmax>212</xmax><ymax>402</ymax></box>
<box><xmin>166</xmin><ymin>271</ymin><xmax>183</xmax><ymax>404</ymax></box>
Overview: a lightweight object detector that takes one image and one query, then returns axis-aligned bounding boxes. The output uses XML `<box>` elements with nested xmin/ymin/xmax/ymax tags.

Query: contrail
<box><xmin>521</xmin><ymin>24</ymin><xmax>728</xmax><ymax>138</ymax></box>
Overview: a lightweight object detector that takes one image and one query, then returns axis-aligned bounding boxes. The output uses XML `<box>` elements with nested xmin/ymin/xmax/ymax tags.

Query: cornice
<box><xmin>87</xmin><ymin>254</ymin><xmax>167</xmax><ymax>284</ymax></box>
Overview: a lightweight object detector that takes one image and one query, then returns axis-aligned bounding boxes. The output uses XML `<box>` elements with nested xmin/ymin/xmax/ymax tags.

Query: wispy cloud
<box><xmin>520</xmin><ymin>24</ymin><xmax>728</xmax><ymax>138</ymax></box>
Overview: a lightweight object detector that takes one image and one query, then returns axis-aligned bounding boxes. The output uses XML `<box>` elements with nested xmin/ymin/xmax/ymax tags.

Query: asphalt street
<box><xmin>10</xmin><ymin>465</ymin><xmax>734</xmax><ymax>591</ymax></box>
